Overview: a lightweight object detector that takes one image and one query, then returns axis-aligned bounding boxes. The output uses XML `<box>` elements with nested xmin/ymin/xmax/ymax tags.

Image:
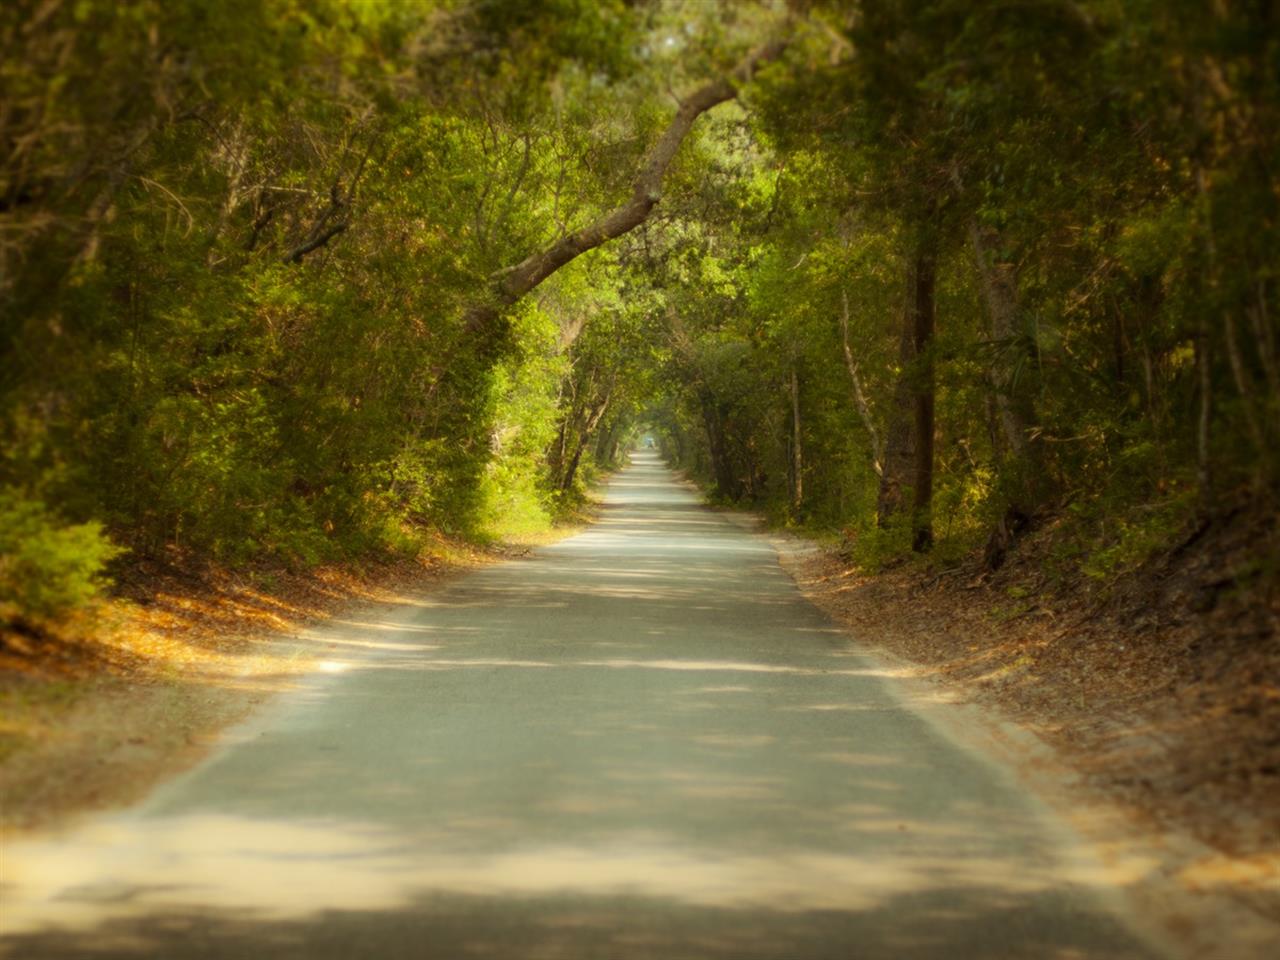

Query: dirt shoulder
<box><xmin>763</xmin><ymin>508</ymin><xmax>1280</xmax><ymax>929</ymax></box>
<box><xmin>0</xmin><ymin>520</ymin><xmax>587</xmax><ymax>839</ymax></box>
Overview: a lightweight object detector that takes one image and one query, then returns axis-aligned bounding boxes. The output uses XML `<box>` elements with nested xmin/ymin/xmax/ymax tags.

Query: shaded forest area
<box><xmin>1</xmin><ymin>2</ymin><xmax>1277</xmax><ymax>851</ymax></box>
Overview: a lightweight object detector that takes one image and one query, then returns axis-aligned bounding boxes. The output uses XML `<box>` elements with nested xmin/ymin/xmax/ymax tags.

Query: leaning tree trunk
<box><xmin>463</xmin><ymin>39</ymin><xmax>787</xmax><ymax>352</ymax></box>
<box><xmin>560</xmin><ymin>391</ymin><xmax>612</xmax><ymax>493</ymax></box>
<box><xmin>837</xmin><ymin>288</ymin><xmax>884</xmax><ymax>477</ymax></box>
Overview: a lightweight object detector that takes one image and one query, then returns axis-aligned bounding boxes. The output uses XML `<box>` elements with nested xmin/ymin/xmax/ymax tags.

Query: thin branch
<box><xmin>135</xmin><ymin>175</ymin><xmax>196</xmax><ymax>236</ymax></box>
<box><xmin>282</xmin><ymin>221</ymin><xmax>347</xmax><ymax>264</ymax></box>
<box><xmin>838</xmin><ymin>288</ymin><xmax>884</xmax><ymax>476</ymax></box>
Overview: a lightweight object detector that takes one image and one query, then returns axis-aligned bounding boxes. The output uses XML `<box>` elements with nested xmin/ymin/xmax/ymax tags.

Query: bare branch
<box><xmin>282</xmin><ymin>221</ymin><xmax>347</xmax><ymax>264</ymax></box>
<box><xmin>280</xmin><ymin>125</ymin><xmax>379</xmax><ymax>265</ymax></box>
<box><xmin>838</xmin><ymin>288</ymin><xmax>884</xmax><ymax>476</ymax></box>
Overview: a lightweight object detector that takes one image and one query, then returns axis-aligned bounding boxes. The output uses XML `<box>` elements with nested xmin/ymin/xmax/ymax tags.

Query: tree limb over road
<box><xmin>467</xmin><ymin>38</ymin><xmax>788</xmax><ymax>334</ymax></box>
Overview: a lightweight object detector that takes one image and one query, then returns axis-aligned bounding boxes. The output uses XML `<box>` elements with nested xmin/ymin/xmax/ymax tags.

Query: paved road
<box><xmin>1</xmin><ymin>453</ymin><xmax>1161</xmax><ymax>959</ymax></box>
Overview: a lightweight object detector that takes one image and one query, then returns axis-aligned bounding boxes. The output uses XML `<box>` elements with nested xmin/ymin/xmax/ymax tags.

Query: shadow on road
<box><xmin>0</xmin><ymin>454</ymin><xmax>1159</xmax><ymax>959</ymax></box>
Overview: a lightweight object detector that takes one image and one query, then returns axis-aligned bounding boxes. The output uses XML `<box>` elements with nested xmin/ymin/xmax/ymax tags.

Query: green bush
<box><xmin>0</xmin><ymin>490</ymin><xmax>124</xmax><ymax>621</ymax></box>
<box><xmin>841</xmin><ymin>513</ymin><xmax>914</xmax><ymax>573</ymax></box>
<box><xmin>1079</xmin><ymin>494</ymin><xmax>1191</xmax><ymax>581</ymax></box>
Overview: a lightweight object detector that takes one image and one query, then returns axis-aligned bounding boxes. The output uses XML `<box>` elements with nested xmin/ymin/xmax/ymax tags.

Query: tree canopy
<box><xmin>2</xmin><ymin>0</ymin><xmax>1277</xmax><ymax>619</ymax></box>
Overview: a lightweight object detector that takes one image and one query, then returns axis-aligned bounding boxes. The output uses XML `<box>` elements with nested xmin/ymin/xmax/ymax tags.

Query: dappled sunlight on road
<box><xmin>1</xmin><ymin>810</ymin><xmax>1157</xmax><ymax>933</ymax></box>
<box><xmin>0</xmin><ymin>453</ymin><xmax>1164</xmax><ymax>959</ymax></box>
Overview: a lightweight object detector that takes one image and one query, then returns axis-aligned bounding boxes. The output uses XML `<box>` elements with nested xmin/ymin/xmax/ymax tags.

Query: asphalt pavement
<box><xmin>0</xmin><ymin>452</ymin><xmax>1163</xmax><ymax>959</ymax></box>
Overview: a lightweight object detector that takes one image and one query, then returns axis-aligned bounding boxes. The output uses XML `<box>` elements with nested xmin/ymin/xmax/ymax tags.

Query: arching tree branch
<box><xmin>467</xmin><ymin>39</ymin><xmax>787</xmax><ymax>333</ymax></box>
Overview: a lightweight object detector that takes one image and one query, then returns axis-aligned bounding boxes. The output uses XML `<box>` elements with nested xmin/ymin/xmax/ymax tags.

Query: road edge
<box><xmin>713</xmin><ymin>506</ymin><xmax>1278</xmax><ymax>960</ymax></box>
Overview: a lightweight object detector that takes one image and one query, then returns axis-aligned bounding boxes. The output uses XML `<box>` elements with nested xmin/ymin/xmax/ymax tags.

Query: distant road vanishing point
<box><xmin>1</xmin><ymin>452</ymin><xmax>1162</xmax><ymax>959</ymax></box>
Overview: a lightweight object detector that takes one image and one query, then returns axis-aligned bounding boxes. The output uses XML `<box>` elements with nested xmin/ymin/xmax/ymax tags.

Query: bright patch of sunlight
<box><xmin>1</xmin><ymin>812</ymin><xmax>1158</xmax><ymax>937</ymax></box>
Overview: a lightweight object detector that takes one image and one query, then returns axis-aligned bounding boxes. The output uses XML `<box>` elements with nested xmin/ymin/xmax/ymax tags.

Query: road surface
<box><xmin>0</xmin><ymin>452</ymin><xmax>1161</xmax><ymax>958</ymax></box>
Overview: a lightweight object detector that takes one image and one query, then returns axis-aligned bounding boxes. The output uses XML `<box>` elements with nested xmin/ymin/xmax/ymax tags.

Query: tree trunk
<box><xmin>837</xmin><ymin>288</ymin><xmax>883</xmax><ymax>476</ymax></box>
<box><xmin>969</xmin><ymin>220</ymin><xmax>1046</xmax><ymax>567</ymax></box>
<box><xmin>968</xmin><ymin>221</ymin><xmax>1039</xmax><ymax>462</ymax></box>
<box><xmin>877</xmin><ymin>256</ymin><xmax>917</xmax><ymax>527</ymax></box>
<box><xmin>560</xmin><ymin>392</ymin><xmax>612</xmax><ymax>493</ymax></box>
<box><xmin>1224</xmin><ymin>303</ymin><xmax>1266</xmax><ymax>457</ymax></box>
<box><xmin>1194</xmin><ymin>165</ymin><xmax>1216</xmax><ymax>517</ymax></box>
<box><xmin>700</xmin><ymin>391</ymin><xmax>738</xmax><ymax>499</ymax></box>
<box><xmin>790</xmin><ymin>363</ymin><xmax>804</xmax><ymax>513</ymax></box>
<box><xmin>1196</xmin><ymin>318</ymin><xmax>1214</xmax><ymax>515</ymax></box>
<box><xmin>1248</xmin><ymin>280</ymin><xmax>1278</xmax><ymax>401</ymax></box>
<box><xmin>549</xmin><ymin>375</ymin><xmax>579</xmax><ymax>479</ymax></box>
<box><xmin>464</xmin><ymin>39</ymin><xmax>787</xmax><ymax>344</ymax></box>
<box><xmin>910</xmin><ymin>241</ymin><xmax>937</xmax><ymax>553</ymax></box>
<box><xmin>595</xmin><ymin>419</ymin><xmax>619</xmax><ymax>463</ymax></box>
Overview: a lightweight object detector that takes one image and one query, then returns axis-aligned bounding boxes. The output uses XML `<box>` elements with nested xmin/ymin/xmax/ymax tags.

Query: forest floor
<box><xmin>0</xmin><ymin>522</ymin><xmax>586</xmax><ymax>838</ymax></box>
<box><xmin>777</xmin><ymin>498</ymin><xmax>1280</xmax><ymax>922</ymax></box>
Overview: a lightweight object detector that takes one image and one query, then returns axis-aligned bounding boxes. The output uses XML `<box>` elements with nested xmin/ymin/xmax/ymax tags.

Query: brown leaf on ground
<box><xmin>784</xmin><ymin>504</ymin><xmax>1280</xmax><ymax>859</ymax></box>
<box><xmin>0</xmin><ymin>542</ymin><xmax>490</xmax><ymax>834</ymax></box>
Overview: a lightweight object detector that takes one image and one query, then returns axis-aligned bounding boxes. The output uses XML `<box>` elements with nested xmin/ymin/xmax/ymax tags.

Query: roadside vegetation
<box><xmin>1</xmin><ymin>1</ymin><xmax>1276</xmax><ymax>850</ymax></box>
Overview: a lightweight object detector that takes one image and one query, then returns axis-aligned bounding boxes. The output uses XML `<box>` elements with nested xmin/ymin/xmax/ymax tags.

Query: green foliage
<box><xmin>839</xmin><ymin>515</ymin><xmax>915</xmax><ymax>576</ymax></box>
<box><xmin>0</xmin><ymin>0</ymin><xmax>658</xmax><ymax>609</ymax></box>
<box><xmin>475</xmin><ymin>301</ymin><xmax>564</xmax><ymax>538</ymax></box>
<box><xmin>0</xmin><ymin>490</ymin><xmax>124</xmax><ymax>620</ymax></box>
<box><xmin>2</xmin><ymin>0</ymin><xmax>1277</xmax><ymax>623</ymax></box>
<box><xmin>651</xmin><ymin>0</ymin><xmax>1279</xmax><ymax>578</ymax></box>
<box><xmin>1078</xmin><ymin>495</ymin><xmax>1193</xmax><ymax>582</ymax></box>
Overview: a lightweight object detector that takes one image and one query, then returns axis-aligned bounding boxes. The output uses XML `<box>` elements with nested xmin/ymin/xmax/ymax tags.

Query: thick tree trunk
<box><xmin>700</xmin><ymin>391</ymin><xmax>738</xmax><ymax>499</ymax></box>
<box><xmin>968</xmin><ymin>221</ymin><xmax>1039</xmax><ymax>462</ymax></box>
<box><xmin>877</xmin><ymin>249</ymin><xmax>919</xmax><ymax>527</ymax></box>
<box><xmin>464</xmin><ymin>40</ymin><xmax>786</xmax><ymax>342</ymax></box>
<box><xmin>969</xmin><ymin>220</ymin><xmax>1046</xmax><ymax>567</ymax></box>
<box><xmin>876</xmin><ymin>228</ymin><xmax>937</xmax><ymax>552</ymax></box>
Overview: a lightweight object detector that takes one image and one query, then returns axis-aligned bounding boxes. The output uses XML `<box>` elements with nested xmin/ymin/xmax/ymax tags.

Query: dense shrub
<box><xmin>0</xmin><ymin>490</ymin><xmax>124</xmax><ymax>621</ymax></box>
